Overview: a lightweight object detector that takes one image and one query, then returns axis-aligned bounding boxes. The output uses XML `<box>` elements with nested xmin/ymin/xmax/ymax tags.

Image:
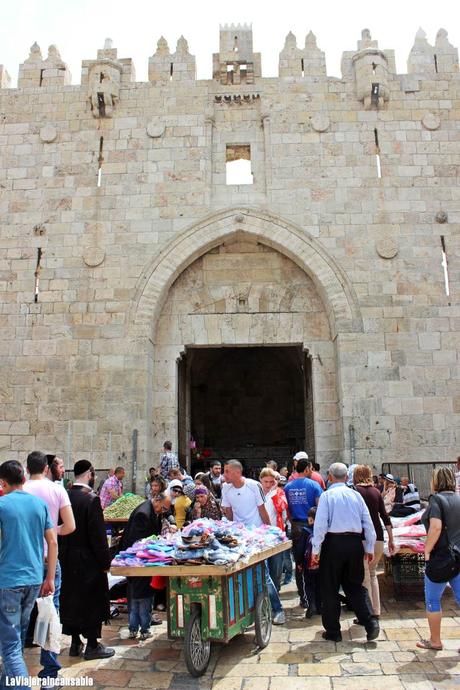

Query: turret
<box><xmin>81</xmin><ymin>39</ymin><xmax>134</xmax><ymax>118</ymax></box>
<box><xmin>212</xmin><ymin>23</ymin><xmax>261</xmax><ymax>85</ymax></box>
<box><xmin>341</xmin><ymin>29</ymin><xmax>394</xmax><ymax>109</ymax></box>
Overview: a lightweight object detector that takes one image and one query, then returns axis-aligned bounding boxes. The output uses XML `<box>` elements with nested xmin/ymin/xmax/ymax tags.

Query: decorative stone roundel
<box><xmin>83</xmin><ymin>246</ymin><xmax>105</xmax><ymax>267</ymax></box>
<box><xmin>376</xmin><ymin>237</ymin><xmax>398</xmax><ymax>260</ymax></box>
<box><xmin>311</xmin><ymin>114</ymin><xmax>330</xmax><ymax>133</ymax></box>
<box><xmin>421</xmin><ymin>112</ymin><xmax>441</xmax><ymax>131</ymax></box>
<box><xmin>147</xmin><ymin>121</ymin><xmax>165</xmax><ymax>138</ymax></box>
<box><xmin>39</xmin><ymin>124</ymin><xmax>57</xmax><ymax>143</ymax></box>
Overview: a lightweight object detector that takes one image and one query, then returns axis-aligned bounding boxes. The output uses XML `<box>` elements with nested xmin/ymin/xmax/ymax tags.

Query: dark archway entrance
<box><xmin>178</xmin><ymin>345</ymin><xmax>314</xmax><ymax>476</ymax></box>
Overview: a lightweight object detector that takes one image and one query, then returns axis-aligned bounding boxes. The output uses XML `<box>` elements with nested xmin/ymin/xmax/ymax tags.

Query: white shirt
<box><xmin>221</xmin><ymin>478</ymin><xmax>265</xmax><ymax>526</ymax></box>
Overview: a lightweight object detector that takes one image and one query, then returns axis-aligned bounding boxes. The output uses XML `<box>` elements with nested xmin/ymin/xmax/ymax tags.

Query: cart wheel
<box><xmin>254</xmin><ymin>591</ymin><xmax>272</xmax><ymax>649</ymax></box>
<box><xmin>184</xmin><ymin>608</ymin><xmax>211</xmax><ymax>677</ymax></box>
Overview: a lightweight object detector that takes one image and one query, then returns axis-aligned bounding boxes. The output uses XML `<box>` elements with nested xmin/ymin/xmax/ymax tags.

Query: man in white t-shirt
<box><xmin>24</xmin><ymin>451</ymin><xmax>75</xmax><ymax>689</ymax></box>
<box><xmin>221</xmin><ymin>460</ymin><xmax>285</xmax><ymax>624</ymax></box>
<box><xmin>221</xmin><ymin>461</ymin><xmax>269</xmax><ymax>526</ymax></box>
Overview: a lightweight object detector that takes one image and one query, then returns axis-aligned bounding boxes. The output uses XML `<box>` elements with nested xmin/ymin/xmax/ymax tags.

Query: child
<box><xmin>293</xmin><ymin>506</ymin><xmax>322</xmax><ymax>619</ymax></box>
<box><xmin>169</xmin><ymin>480</ymin><xmax>192</xmax><ymax>529</ymax></box>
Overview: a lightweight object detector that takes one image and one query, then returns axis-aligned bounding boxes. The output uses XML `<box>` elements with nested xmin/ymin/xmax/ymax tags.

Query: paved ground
<box><xmin>25</xmin><ymin>573</ymin><xmax>459</xmax><ymax>690</ymax></box>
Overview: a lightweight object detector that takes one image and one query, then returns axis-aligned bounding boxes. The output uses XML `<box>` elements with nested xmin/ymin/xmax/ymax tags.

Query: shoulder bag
<box><xmin>425</xmin><ymin>493</ymin><xmax>460</xmax><ymax>583</ymax></box>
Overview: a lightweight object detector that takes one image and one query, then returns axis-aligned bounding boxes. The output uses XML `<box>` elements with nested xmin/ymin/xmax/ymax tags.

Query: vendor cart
<box><xmin>111</xmin><ymin>540</ymin><xmax>291</xmax><ymax>676</ymax></box>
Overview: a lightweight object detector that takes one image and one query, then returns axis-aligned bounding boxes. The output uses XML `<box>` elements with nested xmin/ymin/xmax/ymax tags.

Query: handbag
<box><xmin>425</xmin><ymin>494</ymin><xmax>460</xmax><ymax>583</ymax></box>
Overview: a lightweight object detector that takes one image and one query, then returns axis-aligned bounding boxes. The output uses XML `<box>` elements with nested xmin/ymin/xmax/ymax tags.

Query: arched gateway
<box><xmin>130</xmin><ymin>208</ymin><xmax>362</xmax><ymax>475</ymax></box>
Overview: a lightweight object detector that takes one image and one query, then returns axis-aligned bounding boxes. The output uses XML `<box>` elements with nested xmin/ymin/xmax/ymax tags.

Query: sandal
<box><xmin>416</xmin><ymin>639</ymin><xmax>443</xmax><ymax>651</ymax></box>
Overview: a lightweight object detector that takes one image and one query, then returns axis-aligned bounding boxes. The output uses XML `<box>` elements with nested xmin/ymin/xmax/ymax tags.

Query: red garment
<box><xmin>150</xmin><ymin>575</ymin><xmax>167</xmax><ymax>590</ymax></box>
<box><xmin>288</xmin><ymin>470</ymin><xmax>325</xmax><ymax>490</ymax></box>
<box><xmin>271</xmin><ymin>488</ymin><xmax>288</xmax><ymax>532</ymax></box>
<box><xmin>311</xmin><ymin>471</ymin><xmax>326</xmax><ymax>490</ymax></box>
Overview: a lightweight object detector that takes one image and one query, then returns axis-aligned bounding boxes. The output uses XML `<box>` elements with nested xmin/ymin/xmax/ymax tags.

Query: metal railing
<box><xmin>381</xmin><ymin>462</ymin><xmax>457</xmax><ymax>500</ymax></box>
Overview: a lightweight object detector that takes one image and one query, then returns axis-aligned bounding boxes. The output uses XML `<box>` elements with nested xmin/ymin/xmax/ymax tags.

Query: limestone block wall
<box><xmin>0</xmin><ymin>28</ymin><xmax>459</xmax><ymax>478</ymax></box>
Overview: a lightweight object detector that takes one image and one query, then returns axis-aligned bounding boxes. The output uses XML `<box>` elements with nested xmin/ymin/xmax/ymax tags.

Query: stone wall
<box><xmin>0</xmin><ymin>26</ymin><xmax>459</xmax><ymax>478</ymax></box>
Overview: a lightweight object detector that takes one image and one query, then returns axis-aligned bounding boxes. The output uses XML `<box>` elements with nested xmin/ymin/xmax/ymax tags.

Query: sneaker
<box><xmin>139</xmin><ymin>631</ymin><xmax>152</xmax><ymax>641</ymax></box>
<box><xmin>83</xmin><ymin>643</ymin><xmax>115</xmax><ymax>661</ymax></box>
<box><xmin>151</xmin><ymin>615</ymin><xmax>163</xmax><ymax>626</ymax></box>
<box><xmin>282</xmin><ymin>577</ymin><xmax>292</xmax><ymax>586</ymax></box>
<box><xmin>305</xmin><ymin>606</ymin><xmax>318</xmax><ymax>619</ymax></box>
<box><xmin>272</xmin><ymin>610</ymin><xmax>286</xmax><ymax>625</ymax></box>
<box><xmin>128</xmin><ymin>630</ymin><xmax>138</xmax><ymax>639</ymax></box>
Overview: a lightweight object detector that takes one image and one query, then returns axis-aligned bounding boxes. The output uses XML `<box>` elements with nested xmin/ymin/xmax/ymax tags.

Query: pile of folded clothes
<box><xmin>111</xmin><ymin>518</ymin><xmax>287</xmax><ymax>568</ymax></box>
<box><xmin>112</xmin><ymin>535</ymin><xmax>176</xmax><ymax>567</ymax></box>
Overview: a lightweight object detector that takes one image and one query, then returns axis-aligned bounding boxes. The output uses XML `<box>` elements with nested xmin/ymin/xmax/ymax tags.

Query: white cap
<box><xmin>168</xmin><ymin>479</ymin><xmax>184</xmax><ymax>491</ymax></box>
<box><xmin>293</xmin><ymin>451</ymin><xmax>308</xmax><ymax>461</ymax></box>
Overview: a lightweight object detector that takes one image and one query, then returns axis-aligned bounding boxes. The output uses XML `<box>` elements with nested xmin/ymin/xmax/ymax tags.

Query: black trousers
<box><xmin>291</xmin><ymin>520</ymin><xmax>308</xmax><ymax>606</ymax></box>
<box><xmin>319</xmin><ymin>533</ymin><xmax>373</xmax><ymax>634</ymax></box>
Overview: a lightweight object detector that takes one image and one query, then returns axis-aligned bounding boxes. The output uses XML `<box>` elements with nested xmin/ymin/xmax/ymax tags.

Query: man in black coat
<box><xmin>59</xmin><ymin>460</ymin><xmax>115</xmax><ymax>661</ymax></box>
<box><xmin>120</xmin><ymin>493</ymin><xmax>174</xmax><ymax>638</ymax></box>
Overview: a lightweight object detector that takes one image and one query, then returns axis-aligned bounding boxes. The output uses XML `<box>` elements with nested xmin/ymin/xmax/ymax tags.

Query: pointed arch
<box><xmin>130</xmin><ymin>208</ymin><xmax>362</xmax><ymax>339</ymax></box>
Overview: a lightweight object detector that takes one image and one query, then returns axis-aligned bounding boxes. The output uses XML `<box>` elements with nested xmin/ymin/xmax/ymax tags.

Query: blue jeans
<box><xmin>0</xmin><ymin>584</ymin><xmax>41</xmax><ymax>690</ymax></box>
<box><xmin>268</xmin><ymin>552</ymin><xmax>284</xmax><ymax>592</ymax></box>
<box><xmin>39</xmin><ymin>561</ymin><xmax>62</xmax><ymax>681</ymax></box>
<box><xmin>282</xmin><ymin>548</ymin><xmax>293</xmax><ymax>581</ymax></box>
<box><xmin>129</xmin><ymin>597</ymin><xmax>152</xmax><ymax>633</ymax></box>
<box><xmin>264</xmin><ymin>563</ymin><xmax>282</xmax><ymax>614</ymax></box>
<box><xmin>424</xmin><ymin>571</ymin><xmax>460</xmax><ymax>612</ymax></box>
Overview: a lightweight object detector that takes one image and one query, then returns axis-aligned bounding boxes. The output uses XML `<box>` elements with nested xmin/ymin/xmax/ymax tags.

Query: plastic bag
<box><xmin>33</xmin><ymin>596</ymin><xmax>61</xmax><ymax>654</ymax></box>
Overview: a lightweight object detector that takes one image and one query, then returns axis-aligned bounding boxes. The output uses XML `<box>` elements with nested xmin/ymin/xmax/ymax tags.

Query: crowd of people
<box><xmin>0</xmin><ymin>447</ymin><xmax>459</xmax><ymax>689</ymax></box>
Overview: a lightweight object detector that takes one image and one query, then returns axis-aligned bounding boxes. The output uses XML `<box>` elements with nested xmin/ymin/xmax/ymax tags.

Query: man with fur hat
<box><xmin>59</xmin><ymin>460</ymin><xmax>115</xmax><ymax>661</ymax></box>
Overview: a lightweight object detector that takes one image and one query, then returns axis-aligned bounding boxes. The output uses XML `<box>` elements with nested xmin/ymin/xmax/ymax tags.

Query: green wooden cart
<box><xmin>111</xmin><ymin>540</ymin><xmax>291</xmax><ymax>676</ymax></box>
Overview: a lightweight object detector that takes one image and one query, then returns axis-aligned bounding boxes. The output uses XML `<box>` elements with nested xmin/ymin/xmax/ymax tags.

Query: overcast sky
<box><xmin>1</xmin><ymin>0</ymin><xmax>459</xmax><ymax>86</ymax></box>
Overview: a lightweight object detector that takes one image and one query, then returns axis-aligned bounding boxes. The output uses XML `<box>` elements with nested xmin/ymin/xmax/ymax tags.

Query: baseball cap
<box><xmin>293</xmin><ymin>451</ymin><xmax>308</xmax><ymax>461</ymax></box>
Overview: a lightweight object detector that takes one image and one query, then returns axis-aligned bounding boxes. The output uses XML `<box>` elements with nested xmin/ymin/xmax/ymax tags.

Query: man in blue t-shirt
<box><xmin>284</xmin><ymin>457</ymin><xmax>322</xmax><ymax>609</ymax></box>
<box><xmin>0</xmin><ymin>460</ymin><xmax>57</xmax><ymax>690</ymax></box>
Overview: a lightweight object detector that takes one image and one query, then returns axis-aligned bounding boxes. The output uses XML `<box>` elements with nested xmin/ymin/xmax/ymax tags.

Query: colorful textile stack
<box><xmin>384</xmin><ymin>509</ymin><xmax>427</xmax><ymax>555</ymax></box>
<box><xmin>111</xmin><ymin>517</ymin><xmax>287</xmax><ymax>568</ymax></box>
<box><xmin>112</xmin><ymin>535</ymin><xmax>175</xmax><ymax>567</ymax></box>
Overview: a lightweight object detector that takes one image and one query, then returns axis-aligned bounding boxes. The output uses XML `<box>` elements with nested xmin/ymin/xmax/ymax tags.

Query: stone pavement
<box><xmin>25</xmin><ymin>575</ymin><xmax>459</xmax><ymax>690</ymax></box>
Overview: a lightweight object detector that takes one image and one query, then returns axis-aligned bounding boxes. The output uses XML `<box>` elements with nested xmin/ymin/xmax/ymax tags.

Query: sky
<box><xmin>1</xmin><ymin>0</ymin><xmax>459</xmax><ymax>86</ymax></box>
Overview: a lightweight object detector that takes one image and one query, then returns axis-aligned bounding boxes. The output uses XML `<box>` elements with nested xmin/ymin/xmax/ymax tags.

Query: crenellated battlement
<box><xmin>2</xmin><ymin>25</ymin><xmax>458</xmax><ymax>94</ymax></box>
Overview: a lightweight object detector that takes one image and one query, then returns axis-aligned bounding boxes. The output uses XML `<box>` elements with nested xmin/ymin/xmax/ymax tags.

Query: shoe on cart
<box><xmin>69</xmin><ymin>642</ymin><xmax>83</xmax><ymax>657</ymax></box>
<box><xmin>140</xmin><ymin>631</ymin><xmax>152</xmax><ymax>641</ymax></box>
<box><xmin>272</xmin><ymin>611</ymin><xmax>286</xmax><ymax>625</ymax></box>
<box><xmin>155</xmin><ymin>603</ymin><xmax>166</xmax><ymax>611</ymax></box>
<box><xmin>128</xmin><ymin>630</ymin><xmax>138</xmax><ymax>639</ymax></box>
<box><xmin>151</xmin><ymin>615</ymin><xmax>163</xmax><ymax>626</ymax></box>
<box><xmin>84</xmin><ymin>643</ymin><xmax>115</xmax><ymax>661</ymax></box>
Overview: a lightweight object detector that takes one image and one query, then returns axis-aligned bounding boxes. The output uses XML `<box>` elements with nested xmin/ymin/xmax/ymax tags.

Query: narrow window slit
<box><xmin>440</xmin><ymin>236</ymin><xmax>450</xmax><ymax>299</ymax></box>
<box><xmin>34</xmin><ymin>248</ymin><xmax>42</xmax><ymax>303</ymax></box>
<box><xmin>97</xmin><ymin>136</ymin><xmax>104</xmax><ymax>187</ymax></box>
<box><xmin>39</xmin><ymin>69</ymin><xmax>45</xmax><ymax>86</ymax></box>
<box><xmin>301</xmin><ymin>58</ymin><xmax>305</xmax><ymax>77</ymax></box>
<box><xmin>372</xmin><ymin>62</ymin><xmax>377</xmax><ymax>75</ymax></box>
<box><xmin>434</xmin><ymin>54</ymin><xmax>438</xmax><ymax>73</ymax></box>
<box><xmin>374</xmin><ymin>128</ymin><xmax>382</xmax><ymax>178</ymax></box>
<box><xmin>170</xmin><ymin>63</ymin><xmax>174</xmax><ymax>81</ymax></box>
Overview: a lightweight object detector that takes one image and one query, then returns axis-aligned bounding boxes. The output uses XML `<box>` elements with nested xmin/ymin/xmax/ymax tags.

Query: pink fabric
<box><xmin>23</xmin><ymin>478</ymin><xmax>70</xmax><ymax>554</ymax></box>
<box><xmin>23</xmin><ymin>478</ymin><xmax>70</xmax><ymax>528</ymax></box>
<box><xmin>100</xmin><ymin>475</ymin><xmax>123</xmax><ymax>509</ymax></box>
